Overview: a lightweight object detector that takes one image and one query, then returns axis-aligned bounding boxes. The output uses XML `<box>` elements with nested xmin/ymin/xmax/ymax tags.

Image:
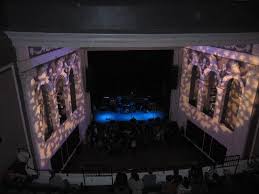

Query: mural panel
<box><xmin>180</xmin><ymin>46</ymin><xmax>259</xmax><ymax>156</ymax></box>
<box><xmin>28</xmin><ymin>47</ymin><xmax>61</xmax><ymax>58</ymax></box>
<box><xmin>22</xmin><ymin>50</ymin><xmax>86</xmax><ymax>169</ymax></box>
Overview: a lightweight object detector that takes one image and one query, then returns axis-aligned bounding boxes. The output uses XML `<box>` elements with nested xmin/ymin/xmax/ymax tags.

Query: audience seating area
<box><xmin>86</xmin><ymin>119</ymin><xmax>180</xmax><ymax>155</ymax></box>
<box><xmin>1</xmin><ymin>119</ymin><xmax>258</xmax><ymax>194</ymax></box>
<box><xmin>2</xmin><ymin>155</ymin><xmax>259</xmax><ymax>194</ymax></box>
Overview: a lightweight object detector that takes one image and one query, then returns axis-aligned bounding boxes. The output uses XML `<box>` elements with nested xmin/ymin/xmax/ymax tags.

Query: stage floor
<box><xmin>63</xmin><ymin>135</ymin><xmax>212</xmax><ymax>173</ymax></box>
<box><xmin>94</xmin><ymin>110</ymin><xmax>166</xmax><ymax>123</ymax></box>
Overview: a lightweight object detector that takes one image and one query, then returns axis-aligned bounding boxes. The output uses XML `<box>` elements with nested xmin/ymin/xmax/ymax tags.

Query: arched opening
<box><xmin>40</xmin><ymin>85</ymin><xmax>53</xmax><ymax>140</ymax></box>
<box><xmin>203</xmin><ymin>71</ymin><xmax>218</xmax><ymax>117</ymax></box>
<box><xmin>221</xmin><ymin>79</ymin><xmax>242</xmax><ymax>130</ymax></box>
<box><xmin>189</xmin><ymin>65</ymin><xmax>200</xmax><ymax>107</ymax></box>
<box><xmin>56</xmin><ymin>77</ymin><xmax>67</xmax><ymax>124</ymax></box>
<box><xmin>69</xmin><ymin>69</ymin><xmax>77</xmax><ymax>112</ymax></box>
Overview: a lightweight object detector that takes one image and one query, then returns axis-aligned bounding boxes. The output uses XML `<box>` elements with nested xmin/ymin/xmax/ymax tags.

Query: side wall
<box><xmin>169</xmin><ymin>48</ymin><xmax>186</xmax><ymax>127</ymax></box>
<box><xmin>0</xmin><ymin>32</ymin><xmax>28</xmax><ymax>181</ymax></box>
<box><xmin>179</xmin><ymin>46</ymin><xmax>259</xmax><ymax>157</ymax></box>
<box><xmin>0</xmin><ymin>65</ymin><xmax>27</xmax><ymax>180</ymax></box>
<box><xmin>16</xmin><ymin>47</ymin><xmax>89</xmax><ymax>170</ymax></box>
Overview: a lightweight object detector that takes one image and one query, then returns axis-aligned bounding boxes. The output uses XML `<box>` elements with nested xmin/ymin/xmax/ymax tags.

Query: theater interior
<box><xmin>1</xmin><ymin>0</ymin><xmax>259</xmax><ymax>193</ymax></box>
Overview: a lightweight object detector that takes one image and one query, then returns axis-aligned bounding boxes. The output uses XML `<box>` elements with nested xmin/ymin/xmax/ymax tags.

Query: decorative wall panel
<box><xmin>21</xmin><ymin>50</ymin><xmax>86</xmax><ymax>169</ymax></box>
<box><xmin>180</xmin><ymin>46</ymin><xmax>259</xmax><ymax>156</ymax></box>
<box><xmin>28</xmin><ymin>47</ymin><xmax>60</xmax><ymax>58</ymax></box>
<box><xmin>216</xmin><ymin>44</ymin><xmax>253</xmax><ymax>54</ymax></box>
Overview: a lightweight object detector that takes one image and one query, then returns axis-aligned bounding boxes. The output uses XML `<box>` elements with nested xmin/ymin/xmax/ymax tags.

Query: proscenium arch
<box><xmin>221</xmin><ymin>78</ymin><xmax>242</xmax><ymax>131</ymax></box>
<box><xmin>6</xmin><ymin>32</ymin><xmax>259</xmax><ymax>48</ymax></box>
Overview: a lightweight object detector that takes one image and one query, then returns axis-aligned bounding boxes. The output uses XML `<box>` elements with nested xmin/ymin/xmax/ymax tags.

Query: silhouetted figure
<box><xmin>49</xmin><ymin>171</ymin><xmax>68</xmax><ymax>189</ymax></box>
<box><xmin>162</xmin><ymin>175</ymin><xmax>177</xmax><ymax>194</ymax></box>
<box><xmin>173</xmin><ymin>168</ymin><xmax>182</xmax><ymax>183</ymax></box>
<box><xmin>142</xmin><ymin>171</ymin><xmax>156</xmax><ymax>188</ymax></box>
<box><xmin>128</xmin><ymin>172</ymin><xmax>144</xmax><ymax>194</ymax></box>
<box><xmin>114</xmin><ymin>172</ymin><xmax>129</xmax><ymax>194</ymax></box>
<box><xmin>189</xmin><ymin>164</ymin><xmax>203</xmax><ymax>194</ymax></box>
<box><xmin>177</xmin><ymin>176</ymin><xmax>191</xmax><ymax>194</ymax></box>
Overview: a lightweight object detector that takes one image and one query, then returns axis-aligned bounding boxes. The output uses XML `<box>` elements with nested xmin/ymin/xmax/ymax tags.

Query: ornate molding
<box><xmin>5</xmin><ymin>31</ymin><xmax>259</xmax><ymax>48</ymax></box>
<box><xmin>215</xmin><ymin>44</ymin><xmax>253</xmax><ymax>54</ymax></box>
<box><xmin>189</xmin><ymin>46</ymin><xmax>259</xmax><ymax>66</ymax></box>
<box><xmin>186</xmin><ymin>48</ymin><xmax>249</xmax><ymax>88</ymax></box>
<box><xmin>18</xmin><ymin>48</ymin><xmax>78</xmax><ymax>73</ymax></box>
<box><xmin>28</xmin><ymin>47</ymin><xmax>61</xmax><ymax>58</ymax></box>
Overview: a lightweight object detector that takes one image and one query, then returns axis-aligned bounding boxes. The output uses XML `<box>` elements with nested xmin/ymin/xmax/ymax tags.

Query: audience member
<box><xmin>86</xmin><ymin>119</ymin><xmax>179</xmax><ymax>155</ymax></box>
<box><xmin>177</xmin><ymin>176</ymin><xmax>191</xmax><ymax>194</ymax></box>
<box><xmin>49</xmin><ymin>171</ymin><xmax>69</xmax><ymax>189</ymax></box>
<box><xmin>114</xmin><ymin>172</ymin><xmax>130</xmax><ymax>194</ymax></box>
<box><xmin>189</xmin><ymin>163</ymin><xmax>203</xmax><ymax>184</ymax></box>
<box><xmin>162</xmin><ymin>175</ymin><xmax>177</xmax><ymax>194</ymax></box>
<box><xmin>128</xmin><ymin>172</ymin><xmax>144</xmax><ymax>194</ymax></box>
<box><xmin>142</xmin><ymin>170</ymin><xmax>156</xmax><ymax>188</ymax></box>
<box><xmin>173</xmin><ymin>168</ymin><xmax>181</xmax><ymax>183</ymax></box>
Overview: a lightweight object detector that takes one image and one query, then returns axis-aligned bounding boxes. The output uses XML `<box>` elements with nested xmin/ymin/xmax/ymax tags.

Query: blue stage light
<box><xmin>95</xmin><ymin>111</ymin><xmax>165</xmax><ymax>123</ymax></box>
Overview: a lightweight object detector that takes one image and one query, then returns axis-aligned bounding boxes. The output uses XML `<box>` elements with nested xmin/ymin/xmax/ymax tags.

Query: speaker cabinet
<box><xmin>186</xmin><ymin>121</ymin><xmax>204</xmax><ymax>148</ymax></box>
<box><xmin>51</xmin><ymin>125</ymin><xmax>80</xmax><ymax>171</ymax></box>
<box><xmin>50</xmin><ymin>148</ymin><xmax>63</xmax><ymax>172</ymax></box>
<box><xmin>186</xmin><ymin>120</ymin><xmax>227</xmax><ymax>164</ymax></box>
<box><xmin>210</xmin><ymin>139</ymin><xmax>227</xmax><ymax>164</ymax></box>
<box><xmin>203</xmin><ymin>132</ymin><xmax>212</xmax><ymax>155</ymax></box>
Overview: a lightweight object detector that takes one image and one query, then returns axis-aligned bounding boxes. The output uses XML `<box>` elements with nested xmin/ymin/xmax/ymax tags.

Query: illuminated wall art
<box><xmin>180</xmin><ymin>47</ymin><xmax>259</xmax><ymax>157</ymax></box>
<box><xmin>20</xmin><ymin>50</ymin><xmax>86</xmax><ymax>170</ymax></box>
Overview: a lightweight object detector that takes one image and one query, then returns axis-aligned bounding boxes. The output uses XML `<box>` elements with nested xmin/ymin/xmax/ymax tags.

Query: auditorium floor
<box><xmin>63</xmin><ymin>135</ymin><xmax>213</xmax><ymax>173</ymax></box>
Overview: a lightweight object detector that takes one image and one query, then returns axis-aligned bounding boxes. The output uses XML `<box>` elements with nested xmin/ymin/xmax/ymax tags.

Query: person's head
<box><xmin>173</xmin><ymin>168</ymin><xmax>179</xmax><ymax>176</ymax></box>
<box><xmin>115</xmin><ymin>172</ymin><xmax>124</xmax><ymax>185</ymax></box>
<box><xmin>177</xmin><ymin>175</ymin><xmax>183</xmax><ymax>184</ymax></box>
<box><xmin>183</xmin><ymin>177</ymin><xmax>190</xmax><ymax>188</ymax></box>
<box><xmin>166</xmin><ymin>175</ymin><xmax>173</xmax><ymax>182</ymax></box>
<box><xmin>49</xmin><ymin>170</ymin><xmax>56</xmax><ymax>178</ymax></box>
<box><xmin>132</xmin><ymin>172</ymin><xmax>139</xmax><ymax>181</ymax></box>
<box><xmin>212</xmin><ymin>173</ymin><xmax>219</xmax><ymax>181</ymax></box>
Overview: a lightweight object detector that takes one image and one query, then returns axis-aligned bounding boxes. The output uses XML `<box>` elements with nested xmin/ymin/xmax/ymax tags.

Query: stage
<box><xmin>94</xmin><ymin>110</ymin><xmax>166</xmax><ymax>123</ymax></box>
<box><xmin>63</xmin><ymin>135</ymin><xmax>212</xmax><ymax>173</ymax></box>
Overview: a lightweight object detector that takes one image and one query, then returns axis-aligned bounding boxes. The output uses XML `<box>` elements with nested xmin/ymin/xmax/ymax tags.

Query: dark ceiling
<box><xmin>1</xmin><ymin>0</ymin><xmax>259</xmax><ymax>33</ymax></box>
